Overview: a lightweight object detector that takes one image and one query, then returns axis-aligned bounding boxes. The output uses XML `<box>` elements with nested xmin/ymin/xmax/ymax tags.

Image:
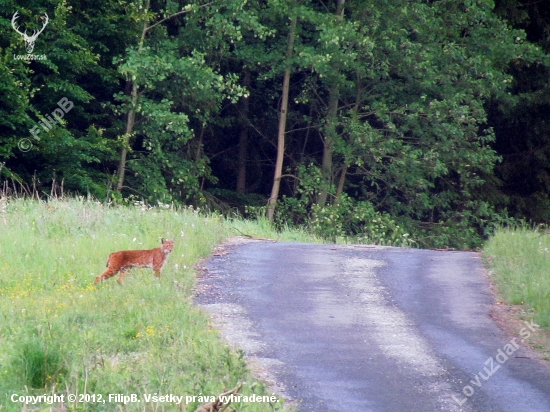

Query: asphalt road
<box><xmin>195</xmin><ymin>240</ymin><xmax>550</xmax><ymax>412</ymax></box>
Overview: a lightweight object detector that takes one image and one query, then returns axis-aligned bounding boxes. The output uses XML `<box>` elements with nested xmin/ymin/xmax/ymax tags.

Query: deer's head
<box><xmin>11</xmin><ymin>11</ymin><xmax>49</xmax><ymax>54</ymax></box>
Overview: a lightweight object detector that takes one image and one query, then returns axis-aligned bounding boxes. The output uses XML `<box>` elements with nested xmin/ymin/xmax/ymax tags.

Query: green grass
<box><xmin>0</xmin><ymin>198</ymin><xmax>315</xmax><ymax>411</ymax></box>
<box><xmin>484</xmin><ymin>227</ymin><xmax>550</xmax><ymax>331</ymax></box>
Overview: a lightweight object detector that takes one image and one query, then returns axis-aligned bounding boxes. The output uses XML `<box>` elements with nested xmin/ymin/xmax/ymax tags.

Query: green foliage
<box><xmin>310</xmin><ymin>196</ymin><xmax>411</xmax><ymax>246</ymax></box>
<box><xmin>1</xmin><ymin>0</ymin><xmax>549</xmax><ymax>248</ymax></box>
<box><xmin>110</xmin><ymin>1</ymin><xmax>257</xmax><ymax>204</ymax></box>
<box><xmin>275</xmin><ymin>164</ymin><xmax>411</xmax><ymax>245</ymax></box>
<box><xmin>0</xmin><ymin>0</ymin><xmax>127</xmax><ymax>194</ymax></box>
<box><xmin>488</xmin><ymin>0</ymin><xmax>550</xmax><ymax>224</ymax></box>
<box><xmin>401</xmin><ymin>200</ymin><xmax>505</xmax><ymax>250</ymax></box>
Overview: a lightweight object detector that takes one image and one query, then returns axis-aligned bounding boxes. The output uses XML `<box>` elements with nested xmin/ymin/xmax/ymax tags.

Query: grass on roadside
<box><xmin>0</xmin><ymin>198</ymin><xmax>315</xmax><ymax>411</ymax></box>
<box><xmin>484</xmin><ymin>226</ymin><xmax>550</xmax><ymax>332</ymax></box>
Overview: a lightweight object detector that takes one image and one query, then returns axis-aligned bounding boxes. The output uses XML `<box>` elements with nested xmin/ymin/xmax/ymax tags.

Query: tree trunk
<box><xmin>115</xmin><ymin>0</ymin><xmax>213</xmax><ymax>193</ymax></box>
<box><xmin>317</xmin><ymin>85</ymin><xmax>339</xmax><ymax>206</ymax></box>
<box><xmin>335</xmin><ymin>163</ymin><xmax>348</xmax><ymax>201</ymax></box>
<box><xmin>267</xmin><ymin>17</ymin><xmax>297</xmax><ymax>222</ymax></box>
<box><xmin>116</xmin><ymin>1</ymin><xmax>149</xmax><ymax>192</ymax></box>
<box><xmin>236</xmin><ymin>69</ymin><xmax>251</xmax><ymax>194</ymax></box>
<box><xmin>116</xmin><ymin>81</ymin><xmax>138</xmax><ymax>192</ymax></box>
<box><xmin>316</xmin><ymin>0</ymin><xmax>345</xmax><ymax>206</ymax></box>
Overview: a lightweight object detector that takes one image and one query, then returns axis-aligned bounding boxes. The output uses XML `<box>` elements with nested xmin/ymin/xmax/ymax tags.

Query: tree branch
<box><xmin>145</xmin><ymin>2</ymin><xmax>213</xmax><ymax>33</ymax></box>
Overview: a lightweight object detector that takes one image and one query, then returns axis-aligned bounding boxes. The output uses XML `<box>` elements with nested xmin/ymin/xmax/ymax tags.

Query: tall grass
<box><xmin>484</xmin><ymin>226</ymin><xmax>550</xmax><ymax>330</ymax></box>
<box><xmin>0</xmin><ymin>198</ymin><xmax>310</xmax><ymax>411</ymax></box>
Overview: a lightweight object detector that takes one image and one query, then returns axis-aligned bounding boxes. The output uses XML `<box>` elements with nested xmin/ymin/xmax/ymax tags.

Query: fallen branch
<box><xmin>231</xmin><ymin>227</ymin><xmax>277</xmax><ymax>242</ymax></box>
<box><xmin>194</xmin><ymin>384</ymin><xmax>243</xmax><ymax>412</ymax></box>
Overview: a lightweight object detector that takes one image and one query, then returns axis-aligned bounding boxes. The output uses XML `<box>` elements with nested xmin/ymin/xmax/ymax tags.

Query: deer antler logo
<box><xmin>11</xmin><ymin>11</ymin><xmax>49</xmax><ymax>54</ymax></box>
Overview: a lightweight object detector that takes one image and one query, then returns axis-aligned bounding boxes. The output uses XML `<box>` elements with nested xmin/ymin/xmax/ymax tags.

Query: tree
<box><xmin>0</xmin><ymin>0</ymin><xmax>119</xmax><ymax>196</ymax></box>
<box><xmin>489</xmin><ymin>0</ymin><xmax>550</xmax><ymax>222</ymax></box>
<box><xmin>236</xmin><ymin>68</ymin><xmax>251</xmax><ymax>194</ymax></box>
<box><xmin>2</xmin><ymin>0</ymin><xmax>548</xmax><ymax>248</ymax></box>
<box><xmin>267</xmin><ymin>15</ymin><xmax>297</xmax><ymax>222</ymax></box>
<box><xmin>266</xmin><ymin>0</ymin><xmax>544</xmax><ymax>246</ymax></box>
<box><xmin>113</xmin><ymin>0</ymin><xmax>254</xmax><ymax>202</ymax></box>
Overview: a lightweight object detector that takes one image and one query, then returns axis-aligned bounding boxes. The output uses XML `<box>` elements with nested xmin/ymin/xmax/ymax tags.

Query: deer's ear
<box><xmin>161</xmin><ymin>238</ymin><xmax>166</xmax><ymax>244</ymax></box>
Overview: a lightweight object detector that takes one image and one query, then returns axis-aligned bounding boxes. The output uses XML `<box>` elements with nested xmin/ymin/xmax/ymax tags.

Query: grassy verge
<box><xmin>0</xmin><ymin>198</ymin><xmax>316</xmax><ymax>411</ymax></box>
<box><xmin>483</xmin><ymin>227</ymin><xmax>550</xmax><ymax>355</ymax></box>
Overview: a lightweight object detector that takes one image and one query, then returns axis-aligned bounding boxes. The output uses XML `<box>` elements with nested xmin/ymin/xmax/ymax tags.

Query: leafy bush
<box><xmin>274</xmin><ymin>164</ymin><xmax>411</xmax><ymax>245</ymax></box>
<box><xmin>310</xmin><ymin>195</ymin><xmax>411</xmax><ymax>245</ymax></box>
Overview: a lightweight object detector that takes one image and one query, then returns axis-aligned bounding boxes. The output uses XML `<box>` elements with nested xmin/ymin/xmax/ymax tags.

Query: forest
<box><xmin>1</xmin><ymin>0</ymin><xmax>550</xmax><ymax>248</ymax></box>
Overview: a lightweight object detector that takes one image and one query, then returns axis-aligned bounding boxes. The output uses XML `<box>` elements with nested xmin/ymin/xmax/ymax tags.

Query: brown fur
<box><xmin>94</xmin><ymin>239</ymin><xmax>174</xmax><ymax>285</ymax></box>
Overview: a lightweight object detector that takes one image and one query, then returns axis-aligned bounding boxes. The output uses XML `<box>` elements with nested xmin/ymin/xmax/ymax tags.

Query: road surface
<box><xmin>195</xmin><ymin>240</ymin><xmax>550</xmax><ymax>412</ymax></box>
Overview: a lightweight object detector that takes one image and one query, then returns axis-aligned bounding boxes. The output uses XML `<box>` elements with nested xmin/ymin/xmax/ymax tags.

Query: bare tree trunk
<box><xmin>267</xmin><ymin>17</ymin><xmax>297</xmax><ymax>222</ymax></box>
<box><xmin>236</xmin><ymin>69</ymin><xmax>251</xmax><ymax>194</ymax></box>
